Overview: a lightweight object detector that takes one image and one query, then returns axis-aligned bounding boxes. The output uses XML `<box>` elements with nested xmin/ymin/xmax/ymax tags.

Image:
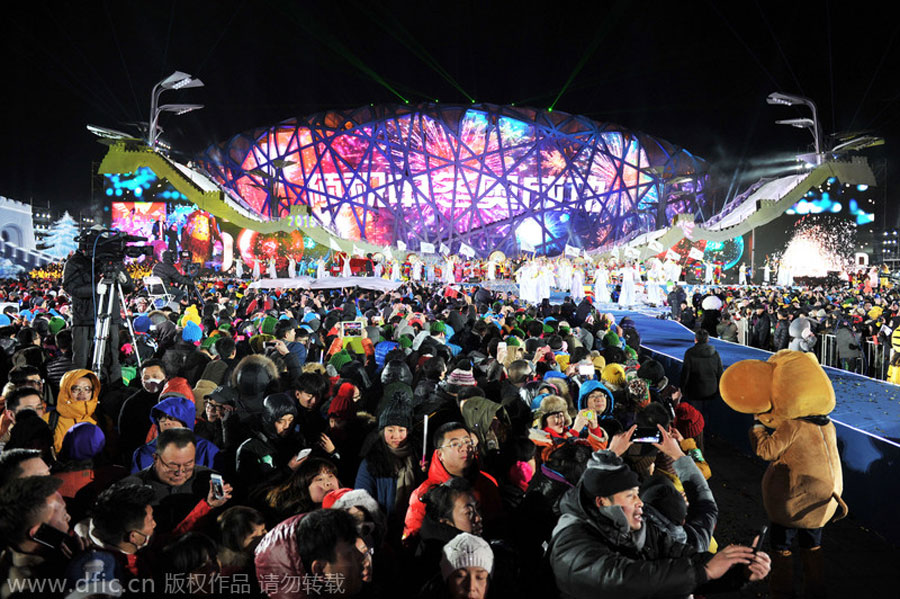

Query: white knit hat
<box><xmin>439</xmin><ymin>533</ymin><xmax>494</xmax><ymax>580</ymax></box>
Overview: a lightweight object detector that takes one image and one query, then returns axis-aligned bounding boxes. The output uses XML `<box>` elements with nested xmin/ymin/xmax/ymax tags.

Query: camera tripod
<box><xmin>91</xmin><ymin>274</ymin><xmax>142</xmax><ymax>375</ymax></box>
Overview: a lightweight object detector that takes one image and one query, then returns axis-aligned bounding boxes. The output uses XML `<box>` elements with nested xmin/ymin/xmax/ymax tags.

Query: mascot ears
<box><xmin>719</xmin><ymin>360</ymin><xmax>774</xmax><ymax>414</ymax></box>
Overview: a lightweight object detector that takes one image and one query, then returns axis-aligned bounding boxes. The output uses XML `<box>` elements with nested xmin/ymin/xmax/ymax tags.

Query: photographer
<box><xmin>152</xmin><ymin>250</ymin><xmax>193</xmax><ymax>303</ymax></box>
<box><xmin>63</xmin><ymin>228</ymin><xmax>135</xmax><ymax>382</ymax></box>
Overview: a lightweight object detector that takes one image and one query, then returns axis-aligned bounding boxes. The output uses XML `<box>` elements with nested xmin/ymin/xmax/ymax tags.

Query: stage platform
<box><xmin>611</xmin><ymin>310</ymin><xmax>900</xmax><ymax>545</ymax></box>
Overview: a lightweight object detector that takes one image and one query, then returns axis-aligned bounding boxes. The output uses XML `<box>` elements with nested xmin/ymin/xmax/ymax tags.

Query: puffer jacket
<box><xmin>254</xmin><ymin>513</ymin><xmax>309</xmax><ymax>599</ymax></box>
<box><xmin>679</xmin><ymin>342</ymin><xmax>723</xmax><ymax>402</ymax></box>
<box><xmin>548</xmin><ymin>450</ymin><xmax>713</xmax><ymax>599</ymax></box>
<box><xmin>45</xmin><ymin>369</ymin><xmax>101</xmax><ymax>453</ymax></box>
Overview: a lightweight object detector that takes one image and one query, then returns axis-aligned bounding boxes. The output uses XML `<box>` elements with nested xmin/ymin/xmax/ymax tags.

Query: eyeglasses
<box><xmin>71</xmin><ymin>386</ymin><xmax>94</xmax><ymax>395</ymax></box>
<box><xmin>154</xmin><ymin>455</ymin><xmax>195</xmax><ymax>473</ymax></box>
<box><xmin>439</xmin><ymin>438</ymin><xmax>475</xmax><ymax>451</ymax></box>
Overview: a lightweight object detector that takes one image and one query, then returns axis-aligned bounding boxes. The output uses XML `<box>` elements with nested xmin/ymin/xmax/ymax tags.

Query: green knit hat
<box><xmin>48</xmin><ymin>316</ymin><xmax>67</xmax><ymax>336</ymax></box>
<box><xmin>329</xmin><ymin>349</ymin><xmax>353</xmax><ymax>372</ymax></box>
<box><xmin>399</xmin><ymin>336</ymin><xmax>413</xmax><ymax>349</ymax></box>
<box><xmin>260</xmin><ymin>315</ymin><xmax>278</xmax><ymax>335</ymax></box>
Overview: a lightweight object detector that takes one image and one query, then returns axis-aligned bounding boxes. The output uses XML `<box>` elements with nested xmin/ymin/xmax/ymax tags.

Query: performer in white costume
<box><xmin>391</xmin><ymin>259</ymin><xmax>402</xmax><ymax>281</ymax></box>
<box><xmin>287</xmin><ymin>256</ymin><xmax>297</xmax><ymax>279</ymax></box>
<box><xmin>412</xmin><ymin>260</ymin><xmax>423</xmax><ymax>281</ymax></box>
<box><xmin>738</xmin><ymin>263</ymin><xmax>747</xmax><ymax>285</ymax></box>
<box><xmin>704</xmin><ymin>260</ymin><xmax>714</xmax><ymax>284</ymax></box>
<box><xmin>593</xmin><ymin>261</ymin><xmax>611</xmax><ymax>303</ymax></box>
<box><xmin>317</xmin><ymin>258</ymin><xmax>328</xmax><ymax>278</ymax></box>
<box><xmin>341</xmin><ymin>253</ymin><xmax>352</xmax><ymax>277</ymax></box>
<box><xmin>556</xmin><ymin>259</ymin><xmax>572</xmax><ymax>293</ymax></box>
<box><xmin>443</xmin><ymin>258</ymin><xmax>455</xmax><ymax>283</ymax></box>
<box><xmin>763</xmin><ymin>260</ymin><xmax>771</xmax><ymax>285</ymax></box>
<box><xmin>373</xmin><ymin>260</ymin><xmax>384</xmax><ymax>278</ymax></box>
<box><xmin>618</xmin><ymin>262</ymin><xmax>637</xmax><ymax>307</ymax></box>
<box><xmin>646</xmin><ymin>259</ymin><xmax>664</xmax><ymax>306</ymax></box>
<box><xmin>570</xmin><ymin>265</ymin><xmax>585</xmax><ymax>302</ymax></box>
<box><xmin>235</xmin><ymin>258</ymin><xmax>243</xmax><ymax>279</ymax></box>
<box><xmin>252</xmin><ymin>259</ymin><xmax>261</xmax><ymax>281</ymax></box>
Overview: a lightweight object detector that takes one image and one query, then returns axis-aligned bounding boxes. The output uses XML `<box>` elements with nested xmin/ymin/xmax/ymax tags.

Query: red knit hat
<box><xmin>322</xmin><ymin>487</ymin><xmax>353</xmax><ymax>509</ymax></box>
<box><xmin>159</xmin><ymin>377</ymin><xmax>196</xmax><ymax>404</ymax></box>
<box><xmin>328</xmin><ymin>382</ymin><xmax>357</xmax><ymax>420</ymax></box>
<box><xmin>674</xmin><ymin>402</ymin><xmax>705</xmax><ymax>439</ymax></box>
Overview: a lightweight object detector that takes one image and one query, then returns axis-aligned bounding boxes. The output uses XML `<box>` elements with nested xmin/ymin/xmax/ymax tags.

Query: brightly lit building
<box><xmin>198</xmin><ymin>103</ymin><xmax>709</xmax><ymax>257</ymax></box>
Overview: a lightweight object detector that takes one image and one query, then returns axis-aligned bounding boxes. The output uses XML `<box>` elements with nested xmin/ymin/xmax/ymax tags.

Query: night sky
<box><xmin>3</xmin><ymin>1</ymin><xmax>897</xmax><ymax>222</ymax></box>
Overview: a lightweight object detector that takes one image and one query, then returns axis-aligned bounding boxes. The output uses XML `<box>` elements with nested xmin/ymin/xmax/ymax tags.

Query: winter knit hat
<box><xmin>601</xmin><ymin>363</ymin><xmax>627</xmax><ymax>387</ymax></box>
<box><xmin>182</xmin><ymin>321</ymin><xmax>202</xmax><ymax>344</ymax></box>
<box><xmin>329</xmin><ymin>349</ymin><xmax>354</xmax><ymax>373</ymax></box>
<box><xmin>328</xmin><ymin>382</ymin><xmax>357</xmax><ymax>420</ymax></box>
<box><xmin>48</xmin><ymin>316</ymin><xmax>67</xmax><ymax>336</ymax></box>
<box><xmin>447</xmin><ymin>368</ymin><xmax>476</xmax><ymax>387</ymax></box>
<box><xmin>60</xmin><ymin>422</ymin><xmax>106</xmax><ymax>461</ymax></box>
<box><xmin>378</xmin><ymin>397</ymin><xmax>413</xmax><ymax>430</ymax></box>
<box><xmin>260</xmin><ymin>315</ymin><xmax>278</xmax><ymax>335</ymax></box>
<box><xmin>674</xmin><ymin>402</ymin><xmax>705</xmax><ymax>439</ymax></box>
<box><xmin>639</xmin><ymin>359</ymin><xmax>667</xmax><ymax>388</ymax></box>
<box><xmin>159</xmin><ymin>377</ymin><xmax>195</xmax><ymax>403</ymax></box>
<box><xmin>440</xmin><ymin>533</ymin><xmax>494</xmax><ymax>580</ymax></box>
<box><xmin>582</xmin><ymin>462</ymin><xmax>641</xmax><ymax>499</ymax></box>
<box><xmin>133</xmin><ymin>315</ymin><xmax>152</xmax><ymax>334</ymax></box>
<box><xmin>324</xmin><ymin>488</ymin><xmax>381</xmax><ymax>516</ymax></box>
<box><xmin>627</xmin><ymin>378</ymin><xmax>651</xmax><ymax>409</ymax></box>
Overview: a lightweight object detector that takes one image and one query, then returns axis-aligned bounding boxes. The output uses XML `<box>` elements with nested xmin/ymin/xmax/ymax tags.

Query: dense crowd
<box><xmin>668</xmin><ymin>271</ymin><xmax>900</xmax><ymax>381</ymax></box>
<box><xmin>0</xmin><ymin>258</ymin><xmax>785</xmax><ymax>599</ymax></box>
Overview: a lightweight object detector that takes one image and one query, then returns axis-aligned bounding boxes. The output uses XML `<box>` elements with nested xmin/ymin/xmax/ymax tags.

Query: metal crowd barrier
<box><xmin>866</xmin><ymin>340</ymin><xmax>888</xmax><ymax>380</ymax></box>
<box><xmin>818</xmin><ymin>334</ymin><xmax>838</xmax><ymax>369</ymax></box>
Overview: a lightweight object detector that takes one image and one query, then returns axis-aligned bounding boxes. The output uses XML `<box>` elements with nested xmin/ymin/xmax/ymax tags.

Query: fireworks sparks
<box><xmin>779</xmin><ymin>217</ymin><xmax>855</xmax><ymax>277</ymax></box>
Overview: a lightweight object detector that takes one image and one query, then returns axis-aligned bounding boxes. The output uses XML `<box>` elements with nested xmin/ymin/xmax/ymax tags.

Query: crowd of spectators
<box><xmin>667</xmin><ymin>272</ymin><xmax>900</xmax><ymax>381</ymax></box>
<box><xmin>0</xmin><ymin>265</ymin><xmax>775</xmax><ymax>599</ymax></box>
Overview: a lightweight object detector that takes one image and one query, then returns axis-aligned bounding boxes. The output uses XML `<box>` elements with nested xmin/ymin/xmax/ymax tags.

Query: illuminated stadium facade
<box><xmin>199</xmin><ymin>103</ymin><xmax>709</xmax><ymax>257</ymax></box>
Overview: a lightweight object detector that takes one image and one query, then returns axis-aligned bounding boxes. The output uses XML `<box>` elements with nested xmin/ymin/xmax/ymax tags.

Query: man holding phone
<box><xmin>549</xmin><ymin>426</ymin><xmax>770</xmax><ymax>598</ymax></box>
<box><xmin>0</xmin><ymin>476</ymin><xmax>74</xmax><ymax>596</ymax></box>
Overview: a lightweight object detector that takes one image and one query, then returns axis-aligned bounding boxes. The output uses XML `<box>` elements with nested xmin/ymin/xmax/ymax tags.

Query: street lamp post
<box><xmin>767</xmin><ymin>92</ymin><xmax>823</xmax><ymax>164</ymax></box>
<box><xmin>149</xmin><ymin>71</ymin><xmax>204</xmax><ymax>148</ymax></box>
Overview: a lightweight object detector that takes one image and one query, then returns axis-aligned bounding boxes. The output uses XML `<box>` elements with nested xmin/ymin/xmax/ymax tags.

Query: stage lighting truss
<box><xmin>199</xmin><ymin>103</ymin><xmax>709</xmax><ymax>257</ymax></box>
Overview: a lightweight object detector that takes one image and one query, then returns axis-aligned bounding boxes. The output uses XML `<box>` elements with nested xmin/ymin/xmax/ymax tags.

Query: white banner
<box><xmin>665</xmin><ymin>249</ymin><xmax>680</xmax><ymax>261</ymax></box>
<box><xmin>329</xmin><ymin>237</ymin><xmax>343</xmax><ymax>252</ymax></box>
<box><xmin>459</xmin><ymin>243</ymin><xmax>476</xmax><ymax>257</ymax></box>
<box><xmin>564</xmin><ymin>244</ymin><xmax>580</xmax><ymax>257</ymax></box>
<box><xmin>610</xmin><ymin>247</ymin><xmax>619</xmax><ymax>259</ymax></box>
<box><xmin>647</xmin><ymin>240</ymin><xmax>664</xmax><ymax>252</ymax></box>
<box><xmin>520</xmin><ymin>240</ymin><xmax>535</xmax><ymax>253</ymax></box>
<box><xmin>352</xmin><ymin>244</ymin><xmax>365</xmax><ymax>257</ymax></box>
<box><xmin>383</xmin><ymin>246</ymin><xmax>393</xmax><ymax>259</ymax></box>
<box><xmin>688</xmin><ymin>247</ymin><xmax>705</xmax><ymax>261</ymax></box>
<box><xmin>397</xmin><ymin>240</ymin><xmax>407</xmax><ymax>251</ymax></box>
<box><xmin>440</xmin><ymin>243</ymin><xmax>451</xmax><ymax>255</ymax></box>
<box><xmin>420</xmin><ymin>242</ymin><xmax>435</xmax><ymax>254</ymax></box>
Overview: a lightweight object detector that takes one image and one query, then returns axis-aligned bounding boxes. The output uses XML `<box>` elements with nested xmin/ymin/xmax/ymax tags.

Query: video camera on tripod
<box><xmin>77</xmin><ymin>228</ymin><xmax>154</xmax><ymax>272</ymax></box>
<box><xmin>75</xmin><ymin>228</ymin><xmax>154</xmax><ymax>374</ymax></box>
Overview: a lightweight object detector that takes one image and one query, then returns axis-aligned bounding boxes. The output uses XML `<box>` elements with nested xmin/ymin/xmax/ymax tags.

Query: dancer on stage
<box><xmin>252</xmin><ymin>258</ymin><xmax>261</xmax><ymax>281</ymax></box>
<box><xmin>739</xmin><ymin>263</ymin><xmax>747</xmax><ymax>285</ymax></box>
<box><xmin>341</xmin><ymin>253</ymin><xmax>352</xmax><ymax>277</ymax></box>
<box><xmin>593</xmin><ymin>260</ymin><xmax>611</xmax><ymax>304</ymax></box>
<box><xmin>646</xmin><ymin>258</ymin><xmax>664</xmax><ymax>306</ymax></box>
<box><xmin>570</xmin><ymin>263</ymin><xmax>585</xmax><ymax>302</ymax></box>
<box><xmin>287</xmin><ymin>255</ymin><xmax>297</xmax><ymax>279</ymax></box>
<box><xmin>235</xmin><ymin>257</ymin><xmax>243</xmax><ymax>279</ymax></box>
<box><xmin>618</xmin><ymin>261</ymin><xmax>638</xmax><ymax>307</ymax></box>
<box><xmin>317</xmin><ymin>257</ymin><xmax>328</xmax><ymax>278</ymax></box>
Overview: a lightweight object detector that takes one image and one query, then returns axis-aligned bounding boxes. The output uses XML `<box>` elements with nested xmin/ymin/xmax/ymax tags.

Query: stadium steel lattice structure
<box><xmin>199</xmin><ymin>103</ymin><xmax>709</xmax><ymax>257</ymax></box>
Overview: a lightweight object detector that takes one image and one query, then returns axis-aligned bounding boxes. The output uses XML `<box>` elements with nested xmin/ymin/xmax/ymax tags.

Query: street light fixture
<box><xmin>149</xmin><ymin>71</ymin><xmax>204</xmax><ymax>148</ymax></box>
<box><xmin>767</xmin><ymin>92</ymin><xmax>822</xmax><ymax>164</ymax></box>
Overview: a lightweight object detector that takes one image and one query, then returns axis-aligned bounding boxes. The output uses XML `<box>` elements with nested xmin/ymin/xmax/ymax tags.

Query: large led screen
<box><xmin>199</xmin><ymin>104</ymin><xmax>709</xmax><ymax>257</ymax></box>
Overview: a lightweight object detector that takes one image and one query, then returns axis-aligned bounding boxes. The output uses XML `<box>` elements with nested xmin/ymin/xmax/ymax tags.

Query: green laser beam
<box><xmin>549</xmin><ymin>1</ymin><xmax>629</xmax><ymax>111</ymax></box>
<box><xmin>277</xmin><ymin>3</ymin><xmax>408</xmax><ymax>104</ymax></box>
<box><xmin>353</xmin><ymin>0</ymin><xmax>474</xmax><ymax>103</ymax></box>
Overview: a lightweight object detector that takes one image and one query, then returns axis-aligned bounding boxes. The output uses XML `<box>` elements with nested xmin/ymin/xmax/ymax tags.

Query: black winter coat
<box><xmin>680</xmin><ymin>342</ymin><xmax>723</xmax><ymax>402</ymax></box>
<box><xmin>549</xmin><ymin>451</ymin><xmax>712</xmax><ymax>599</ymax></box>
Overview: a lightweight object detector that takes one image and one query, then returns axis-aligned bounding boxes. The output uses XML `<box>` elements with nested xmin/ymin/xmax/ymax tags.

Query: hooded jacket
<box><xmin>235</xmin><ymin>393</ymin><xmax>301</xmax><ymax>489</ymax></box>
<box><xmin>548</xmin><ymin>450</ymin><xmax>713</xmax><ymax>599</ymax></box>
<box><xmin>45</xmin><ymin>369</ymin><xmax>101</xmax><ymax>453</ymax></box>
<box><xmin>130</xmin><ymin>396</ymin><xmax>221</xmax><ymax>473</ymax></box>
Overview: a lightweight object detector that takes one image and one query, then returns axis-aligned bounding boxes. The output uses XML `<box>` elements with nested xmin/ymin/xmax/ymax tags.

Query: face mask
<box><xmin>143</xmin><ymin>379</ymin><xmax>164</xmax><ymax>393</ymax></box>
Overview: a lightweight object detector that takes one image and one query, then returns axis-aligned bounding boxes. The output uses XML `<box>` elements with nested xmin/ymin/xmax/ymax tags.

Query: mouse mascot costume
<box><xmin>719</xmin><ymin>350</ymin><xmax>847</xmax><ymax>599</ymax></box>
